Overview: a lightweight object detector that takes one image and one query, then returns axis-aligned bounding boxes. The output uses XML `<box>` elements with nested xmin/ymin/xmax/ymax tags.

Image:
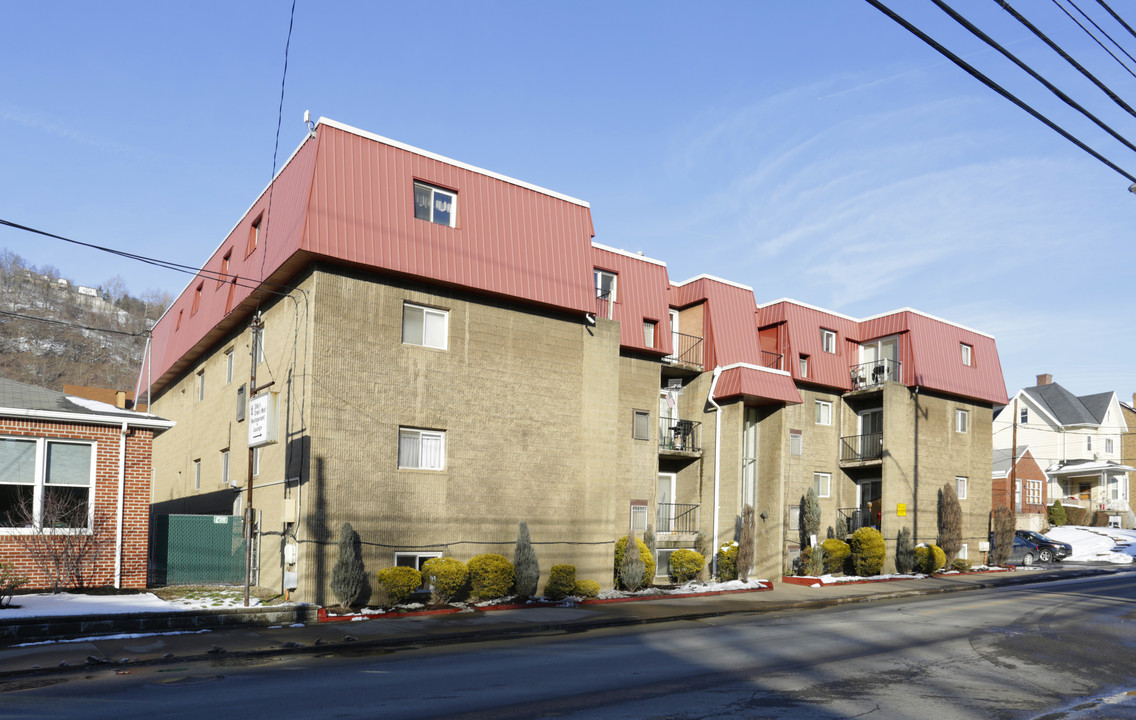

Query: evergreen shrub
<box><xmin>374</xmin><ymin>566</ymin><xmax>422</xmax><ymax>608</ymax></box>
<box><xmin>614</xmin><ymin>535</ymin><xmax>656</xmax><ymax>590</ymax></box>
<box><xmin>849</xmin><ymin>527</ymin><xmax>886</xmax><ymax>577</ymax></box>
<box><xmin>950</xmin><ymin>558</ymin><xmax>973</xmax><ymax>573</ymax></box>
<box><xmin>545</xmin><ymin>564</ymin><xmax>577</xmax><ymax>600</ymax></box>
<box><xmin>895</xmin><ymin>527</ymin><xmax>915</xmax><ymax>574</ymax></box>
<box><xmin>716</xmin><ymin>542</ymin><xmax>739</xmax><ymax>581</ymax></box>
<box><xmin>468</xmin><ymin>553</ymin><xmax>515</xmax><ymax>601</ymax></box>
<box><xmin>330</xmin><ymin>522</ymin><xmax>368</xmax><ymax>609</ymax></box>
<box><xmin>820</xmin><ymin>538</ymin><xmax>850</xmax><ymax>574</ymax></box>
<box><xmin>990</xmin><ymin>506</ymin><xmax>1015</xmax><ymax>565</ymax></box>
<box><xmin>668</xmin><ymin>548</ymin><xmax>704</xmax><ymax>584</ymax></box>
<box><xmin>573</xmin><ymin>579</ymin><xmax>600</xmax><ymax>598</ymax></box>
<box><xmin>513</xmin><ymin>522</ymin><xmax>540</xmax><ymax>598</ymax></box>
<box><xmin>805</xmin><ymin>544</ymin><xmax>826</xmax><ymax>576</ymax></box>
<box><xmin>420</xmin><ymin>557</ymin><xmax>469</xmax><ymax>605</ymax></box>
<box><xmin>1048</xmin><ymin>499</ymin><xmax>1067</xmax><ymax>527</ymax></box>
<box><xmin>914</xmin><ymin>544</ymin><xmax>946</xmax><ymax>574</ymax></box>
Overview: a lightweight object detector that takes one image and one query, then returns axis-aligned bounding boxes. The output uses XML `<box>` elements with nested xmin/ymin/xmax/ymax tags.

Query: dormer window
<box><xmin>643</xmin><ymin>320</ymin><xmax>656</xmax><ymax>348</ymax></box>
<box><xmin>960</xmin><ymin>343</ymin><xmax>973</xmax><ymax>366</ymax></box>
<box><xmin>821</xmin><ymin>329</ymin><xmax>836</xmax><ymax>353</ymax></box>
<box><xmin>800</xmin><ymin>354</ymin><xmax>810</xmax><ymax>378</ymax></box>
<box><xmin>247</xmin><ymin>214</ymin><xmax>262</xmax><ymax>256</ymax></box>
<box><xmin>413</xmin><ymin>181</ymin><xmax>456</xmax><ymax>227</ymax></box>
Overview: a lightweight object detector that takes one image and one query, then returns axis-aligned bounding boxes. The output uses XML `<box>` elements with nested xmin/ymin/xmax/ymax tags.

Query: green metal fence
<box><xmin>151</xmin><ymin>514</ymin><xmax>247</xmax><ymax>585</ymax></box>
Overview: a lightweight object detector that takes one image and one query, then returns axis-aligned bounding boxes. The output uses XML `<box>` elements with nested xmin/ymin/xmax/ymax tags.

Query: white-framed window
<box><xmin>800</xmin><ymin>354</ymin><xmax>809</xmax><ymax>378</ymax></box>
<box><xmin>788</xmin><ymin>506</ymin><xmax>800</xmax><ymax>532</ymax></box>
<box><xmin>656</xmin><ymin>548</ymin><xmax>676</xmax><ymax>577</ymax></box>
<box><xmin>1108</xmin><ymin>475</ymin><xmax>1127</xmax><ymax>501</ymax></box>
<box><xmin>398</xmin><ymin>428</ymin><xmax>445</xmax><ymax>470</ymax></box>
<box><xmin>956</xmin><ymin>476</ymin><xmax>968</xmax><ymax>500</ymax></box>
<box><xmin>789</xmin><ymin>429</ymin><xmax>802</xmax><ymax>455</ymax></box>
<box><xmin>643</xmin><ymin>320</ymin><xmax>656</xmax><ymax>348</ymax></box>
<box><xmin>815</xmin><ymin>400</ymin><xmax>832</xmax><ymax>426</ymax></box>
<box><xmin>1106</xmin><ymin>438</ymin><xmax>1115</xmax><ymax>454</ymax></box>
<box><xmin>402</xmin><ymin>302</ymin><xmax>449</xmax><ymax>350</ymax></box>
<box><xmin>959</xmin><ymin>543</ymin><xmax>968</xmax><ymax>560</ymax></box>
<box><xmin>194</xmin><ymin>459</ymin><xmax>202</xmax><ymax>491</ymax></box>
<box><xmin>0</xmin><ymin>437</ymin><xmax>95</xmax><ymax>531</ymax></box>
<box><xmin>395</xmin><ymin>551</ymin><xmax>443</xmax><ymax>592</ymax></box>
<box><xmin>1026</xmin><ymin>479</ymin><xmax>1042</xmax><ymax>505</ymax></box>
<box><xmin>630</xmin><ymin>502</ymin><xmax>648</xmax><ymax>532</ymax></box>
<box><xmin>594</xmin><ymin>270</ymin><xmax>617</xmax><ymax>302</ymax></box>
<box><xmin>960</xmin><ymin>343</ymin><xmax>973</xmax><ymax>366</ymax></box>
<box><xmin>252</xmin><ymin>446</ymin><xmax>261</xmax><ymax>477</ymax></box>
<box><xmin>814</xmin><ymin>472</ymin><xmax>831</xmax><ymax>498</ymax></box>
<box><xmin>633</xmin><ymin>410</ymin><xmax>650</xmax><ymax>441</ymax></box>
<box><xmin>821</xmin><ymin>329</ymin><xmax>836</xmax><ymax>354</ymax></box>
<box><xmin>196</xmin><ymin>369</ymin><xmax>205</xmax><ymax>401</ymax></box>
<box><xmin>225</xmin><ymin>348</ymin><xmax>234</xmax><ymax>384</ymax></box>
<box><xmin>413</xmin><ymin>181</ymin><xmax>456</xmax><ymax>227</ymax></box>
<box><xmin>1087</xmin><ymin>436</ymin><xmax>1093</xmax><ymax>452</ymax></box>
<box><xmin>1020</xmin><ymin>406</ymin><xmax>1028</xmax><ymax>425</ymax></box>
<box><xmin>955</xmin><ymin>409</ymin><xmax>969</xmax><ymax>434</ymax></box>
<box><xmin>221</xmin><ymin>449</ymin><xmax>230</xmax><ymax>487</ymax></box>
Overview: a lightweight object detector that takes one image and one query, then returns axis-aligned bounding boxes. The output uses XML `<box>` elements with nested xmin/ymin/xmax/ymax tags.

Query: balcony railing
<box><xmin>849</xmin><ymin>359</ymin><xmax>902</xmax><ymax>390</ymax></box>
<box><xmin>659</xmin><ymin>418</ymin><xmax>702</xmax><ymax>453</ymax></box>
<box><xmin>762</xmin><ymin>351</ymin><xmax>783</xmax><ymax>370</ymax></box>
<box><xmin>657</xmin><ymin>503</ymin><xmax>700</xmax><ymax>533</ymax></box>
<box><xmin>595</xmin><ymin>292</ymin><xmax>613</xmax><ymax>320</ymax></box>
<box><xmin>837</xmin><ymin>507</ymin><xmax>878</xmax><ymax>533</ymax></box>
<box><xmin>840</xmin><ymin>432</ymin><xmax>883</xmax><ymax>462</ymax></box>
<box><xmin>664</xmin><ymin>332</ymin><xmax>704</xmax><ymax>370</ymax></box>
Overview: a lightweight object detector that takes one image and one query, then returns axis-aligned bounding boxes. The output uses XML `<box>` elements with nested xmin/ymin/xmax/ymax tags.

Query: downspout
<box><xmin>707</xmin><ymin>367</ymin><xmax>723</xmax><ymax>577</ymax></box>
<box><xmin>115</xmin><ymin>421</ymin><xmax>128</xmax><ymax>589</ymax></box>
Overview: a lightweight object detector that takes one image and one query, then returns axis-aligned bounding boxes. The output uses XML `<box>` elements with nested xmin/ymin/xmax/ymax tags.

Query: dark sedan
<box><xmin>1009</xmin><ymin>535</ymin><xmax>1039</xmax><ymax>566</ymax></box>
<box><xmin>1015</xmin><ymin>530</ymin><xmax>1072</xmax><ymax>563</ymax></box>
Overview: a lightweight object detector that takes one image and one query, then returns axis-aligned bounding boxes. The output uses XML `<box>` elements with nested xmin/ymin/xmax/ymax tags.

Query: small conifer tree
<box><xmin>835</xmin><ymin>515</ymin><xmax>848</xmax><ymax>541</ymax></box>
<box><xmin>799</xmin><ymin>488</ymin><xmax>821</xmax><ymax>548</ymax></box>
<box><xmin>330</xmin><ymin>522</ymin><xmax>368</xmax><ymax>609</ymax></box>
<box><xmin>513</xmin><ymin>521</ymin><xmax>539</xmax><ymax>598</ymax></box>
<box><xmin>895</xmin><ymin>527</ymin><xmax>915</xmax><ymax>574</ymax></box>
<box><xmin>1048</xmin><ymin>499</ymin><xmax>1067</xmax><ymax>527</ymax></box>
<box><xmin>990</xmin><ymin>506</ymin><xmax>1015</xmax><ymax>565</ymax></box>
<box><xmin>619</xmin><ymin>532</ymin><xmax>647</xmax><ymax>591</ymax></box>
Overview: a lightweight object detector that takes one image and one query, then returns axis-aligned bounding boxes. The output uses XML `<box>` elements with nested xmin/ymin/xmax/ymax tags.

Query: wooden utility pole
<box><xmin>244</xmin><ymin>313</ymin><xmax>263</xmax><ymax>607</ymax></box>
<box><xmin>1011</xmin><ymin>398</ymin><xmax>1018</xmax><ymax>512</ymax></box>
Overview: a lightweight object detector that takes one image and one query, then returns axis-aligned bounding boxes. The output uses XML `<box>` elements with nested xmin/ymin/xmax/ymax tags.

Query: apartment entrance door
<box><xmin>859</xmin><ymin>409</ymin><xmax>883</xmax><ymax>460</ymax></box>
<box><xmin>858</xmin><ymin>479</ymin><xmax>882</xmax><ymax>530</ymax></box>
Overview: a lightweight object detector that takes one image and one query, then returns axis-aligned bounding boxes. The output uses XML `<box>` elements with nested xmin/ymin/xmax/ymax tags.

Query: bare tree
<box><xmin>11</xmin><ymin>493</ymin><xmax>110</xmax><ymax>592</ymax></box>
<box><xmin>737</xmin><ymin>504</ymin><xmax>756</xmax><ymax>582</ymax></box>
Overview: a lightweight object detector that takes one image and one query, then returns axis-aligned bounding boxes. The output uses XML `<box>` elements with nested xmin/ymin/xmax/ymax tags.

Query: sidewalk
<box><xmin>0</xmin><ymin>565</ymin><xmax>1124</xmax><ymax>680</ymax></box>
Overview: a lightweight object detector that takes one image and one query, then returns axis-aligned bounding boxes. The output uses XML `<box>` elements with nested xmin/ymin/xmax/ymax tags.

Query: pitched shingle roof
<box><xmin>0</xmin><ymin>377</ymin><xmax>171</xmax><ymax>428</ymax></box>
<box><xmin>1078</xmin><ymin>392</ymin><xmax>1114</xmax><ymax>424</ymax></box>
<box><xmin>1025</xmin><ymin>382</ymin><xmax>1099</xmax><ymax>427</ymax></box>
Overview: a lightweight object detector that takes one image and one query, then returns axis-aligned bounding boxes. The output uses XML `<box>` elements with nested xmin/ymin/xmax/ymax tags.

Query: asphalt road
<box><xmin>6</xmin><ymin>573</ymin><xmax>1136</xmax><ymax>720</ymax></box>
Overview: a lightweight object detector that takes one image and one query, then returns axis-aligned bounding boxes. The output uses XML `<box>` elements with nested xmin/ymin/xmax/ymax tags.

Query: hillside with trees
<box><xmin>0</xmin><ymin>250</ymin><xmax>172</xmax><ymax>394</ymax></box>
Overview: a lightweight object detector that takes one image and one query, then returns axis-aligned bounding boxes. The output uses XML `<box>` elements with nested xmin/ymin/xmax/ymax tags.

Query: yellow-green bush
<box><xmin>716</xmin><ymin>542</ymin><xmax>739</xmax><ymax>581</ymax></box>
<box><xmin>668</xmin><ymin>548</ymin><xmax>704</xmax><ymax>584</ymax></box>
<box><xmin>467</xmin><ymin>553</ymin><xmax>515</xmax><ymax>600</ymax></box>
<box><xmin>420</xmin><ymin>557</ymin><xmax>469</xmax><ymax>604</ymax></box>
<box><xmin>573</xmin><ymin>579</ymin><xmax>600</xmax><ymax>598</ymax></box>
<box><xmin>821</xmin><ymin>538</ymin><xmax>851</xmax><ymax>574</ymax></box>
<box><xmin>849</xmin><ymin>527</ymin><xmax>886</xmax><ymax>577</ymax></box>
<box><xmin>950</xmin><ymin>558</ymin><xmax>972</xmax><ymax>573</ymax></box>
<box><xmin>545</xmin><ymin>564</ymin><xmax>577</xmax><ymax>601</ymax></box>
<box><xmin>613</xmin><ymin>536</ymin><xmax>656</xmax><ymax>589</ymax></box>
<box><xmin>914</xmin><ymin>544</ymin><xmax>946</xmax><ymax>574</ymax></box>
<box><xmin>374</xmin><ymin>566</ymin><xmax>422</xmax><ymax>608</ymax></box>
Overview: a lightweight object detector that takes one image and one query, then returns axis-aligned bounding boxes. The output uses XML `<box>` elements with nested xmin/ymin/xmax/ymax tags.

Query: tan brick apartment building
<box><xmin>145</xmin><ymin>119</ymin><xmax>1008</xmax><ymax>603</ymax></box>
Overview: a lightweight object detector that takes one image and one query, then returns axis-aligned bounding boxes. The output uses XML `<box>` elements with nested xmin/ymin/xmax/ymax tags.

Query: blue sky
<box><xmin>2</xmin><ymin>1</ymin><xmax>1134</xmax><ymax>400</ymax></box>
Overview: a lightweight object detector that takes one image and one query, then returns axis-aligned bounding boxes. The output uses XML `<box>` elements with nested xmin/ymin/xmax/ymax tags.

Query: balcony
<box><xmin>849</xmin><ymin>359</ymin><xmax>902</xmax><ymax>391</ymax></box>
<box><xmin>840</xmin><ymin>432</ymin><xmax>883</xmax><ymax>465</ymax></box>
<box><xmin>664</xmin><ymin>332</ymin><xmax>704</xmax><ymax>371</ymax></box>
<box><xmin>659</xmin><ymin>418</ymin><xmax>702</xmax><ymax>454</ymax></box>
<box><xmin>657</xmin><ymin>503</ymin><xmax>700</xmax><ymax>534</ymax></box>
<box><xmin>595</xmin><ymin>292</ymin><xmax>614</xmax><ymax>320</ymax></box>
<box><xmin>762</xmin><ymin>350</ymin><xmax>783</xmax><ymax>370</ymax></box>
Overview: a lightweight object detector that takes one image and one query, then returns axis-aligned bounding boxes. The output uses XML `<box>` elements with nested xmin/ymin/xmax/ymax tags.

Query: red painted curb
<box><xmin>780</xmin><ymin>567</ymin><xmax>1015</xmax><ymax>587</ymax></box>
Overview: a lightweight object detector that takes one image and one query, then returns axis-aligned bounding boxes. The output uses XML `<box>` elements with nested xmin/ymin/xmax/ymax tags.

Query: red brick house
<box><xmin>992</xmin><ymin>446</ymin><xmax>1048</xmax><ymax>529</ymax></box>
<box><xmin>0</xmin><ymin>377</ymin><xmax>173</xmax><ymax>589</ymax></box>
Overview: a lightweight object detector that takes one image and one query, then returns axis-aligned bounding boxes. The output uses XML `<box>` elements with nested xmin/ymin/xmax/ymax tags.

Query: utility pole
<box><xmin>1011</xmin><ymin>398</ymin><xmax>1019</xmax><ymax>512</ymax></box>
<box><xmin>244</xmin><ymin>312</ymin><xmax>263</xmax><ymax>607</ymax></box>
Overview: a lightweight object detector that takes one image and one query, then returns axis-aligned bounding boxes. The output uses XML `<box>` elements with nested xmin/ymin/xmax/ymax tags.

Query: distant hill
<box><xmin>0</xmin><ymin>250</ymin><xmax>172</xmax><ymax>395</ymax></box>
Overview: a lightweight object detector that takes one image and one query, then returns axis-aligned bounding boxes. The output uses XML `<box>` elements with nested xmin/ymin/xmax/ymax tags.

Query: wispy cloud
<box><xmin>0</xmin><ymin>107</ymin><xmax>139</xmax><ymax>156</ymax></box>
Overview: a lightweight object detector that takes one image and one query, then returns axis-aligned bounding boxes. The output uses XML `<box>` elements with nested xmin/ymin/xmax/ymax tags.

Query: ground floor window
<box><xmin>395</xmin><ymin>551</ymin><xmax>443</xmax><ymax>592</ymax></box>
<box><xmin>656</xmin><ymin>548</ymin><xmax>675</xmax><ymax>577</ymax></box>
<box><xmin>0</xmin><ymin>437</ymin><xmax>94</xmax><ymax>530</ymax></box>
<box><xmin>1026</xmin><ymin>479</ymin><xmax>1041</xmax><ymax>505</ymax></box>
<box><xmin>398</xmin><ymin>428</ymin><xmax>445</xmax><ymax>470</ymax></box>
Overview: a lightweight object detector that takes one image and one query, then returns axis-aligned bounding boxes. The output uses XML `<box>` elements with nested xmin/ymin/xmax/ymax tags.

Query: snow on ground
<box><xmin>1</xmin><ymin>588</ymin><xmax>263</xmax><ymax>619</ymax></box>
<box><xmin>1045</xmin><ymin>526</ymin><xmax>1136</xmax><ymax>564</ymax></box>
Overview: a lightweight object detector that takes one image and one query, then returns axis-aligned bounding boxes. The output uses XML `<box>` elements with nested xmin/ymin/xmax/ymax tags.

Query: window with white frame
<box><xmin>594</xmin><ymin>270</ymin><xmax>616</xmax><ymax>302</ymax></box>
<box><xmin>1026</xmin><ymin>479</ymin><xmax>1042</xmax><ymax>505</ymax></box>
<box><xmin>194</xmin><ymin>459</ymin><xmax>202</xmax><ymax>491</ymax></box>
<box><xmin>959</xmin><ymin>543</ymin><xmax>968</xmax><ymax>560</ymax></box>
<box><xmin>225</xmin><ymin>348</ymin><xmax>234</xmax><ymax>384</ymax></box>
<box><xmin>633</xmin><ymin>410</ymin><xmax>650</xmax><ymax>441</ymax></box>
<box><xmin>814</xmin><ymin>472</ymin><xmax>831</xmax><ymax>498</ymax></box>
<box><xmin>788</xmin><ymin>506</ymin><xmax>800</xmax><ymax>532</ymax></box>
<box><xmin>821</xmin><ymin>329</ymin><xmax>836</xmax><ymax>354</ymax></box>
<box><xmin>395</xmin><ymin>551</ymin><xmax>443</xmax><ymax>592</ymax></box>
<box><xmin>955</xmin><ymin>408</ymin><xmax>969</xmax><ymax>433</ymax></box>
<box><xmin>1106</xmin><ymin>438</ymin><xmax>1115</xmax><ymax>454</ymax></box>
<box><xmin>221</xmin><ymin>449</ymin><xmax>230</xmax><ymax>487</ymax></box>
<box><xmin>1087</xmin><ymin>436</ymin><xmax>1093</xmax><ymax>452</ymax></box>
<box><xmin>1108</xmin><ymin>475</ymin><xmax>1127</xmax><ymax>501</ymax></box>
<box><xmin>398</xmin><ymin>428</ymin><xmax>445</xmax><ymax>470</ymax></box>
<box><xmin>960</xmin><ymin>343</ymin><xmax>973</xmax><ymax>366</ymax></box>
<box><xmin>196</xmin><ymin>369</ymin><xmax>205</xmax><ymax>401</ymax></box>
<box><xmin>956</xmin><ymin>476</ymin><xmax>968</xmax><ymax>500</ymax></box>
<box><xmin>800</xmin><ymin>354</ymin><xmax>809</xmax><ymax>378</ymax></box>
<box><xmin>413</xmin><ymin>181</ymin><xmax>456</xmax><ymax>227</ymax></box>
<box><xmin>643</xmin><ymin>320</ymin><xmax>656</xmax><ymax>348</ymax></box>
<box><xmin>815</xmin><ymin>400</ymin><xmax>832</xmax><ymax>426</ymax></box>
<box><xmin>789</xmin><ymin>429</ymin><xmax>802</xmax><ymax>455</ymax></box>
<box><xmin>0</xmin><ymin>437</ymin><xmax>94</xmax><ymax>530</ymax></box>
<box><xmin>630</xmin><ymin>502</ymin><xmax>648</xmax><ymax>532</ymax></box>
<box><xmin>1020</xmin><ymin>406</ymin><xmax>1028</xmax><ymax>425</ymax></box>
<box><xmin>402</xmin><ymin>302</ymin><xmax>449</xmax><ymax>350</ymax></box>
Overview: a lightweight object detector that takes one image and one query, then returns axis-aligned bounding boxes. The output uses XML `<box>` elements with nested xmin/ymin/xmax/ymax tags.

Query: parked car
<box><xmin>1008</xmin><ymin>535</ymin><xmax>1039</xmax><ymax>566</ymax></box>
<box><xmin>1015</xmin><ymin>530</ymin><xmax>1072</xmax><ymax>563</ymax></box>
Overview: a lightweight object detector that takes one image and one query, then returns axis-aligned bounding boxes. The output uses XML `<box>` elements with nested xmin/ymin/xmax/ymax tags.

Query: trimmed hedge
<box><xmin>668</xmin><ymin>548</ymin><xmax>704</xmax><ymax>584</ymax></box>
<box><xmin>545</xmin><ymin>564</ymin><xmax>577</xmax><ymax>601</ymax></box>
<box><xmin>820</xmin><ymin>538</ymin><xmax>850</xmax><ymax>574</ymax></box>
<box><xmin>573</xmin><ymin>579</ymin><xmax>600</xmax><ymax>598</ymax></box>
<box><xmin>375</xmin><ymin>566</ymin><xmax>422</xmax><ymax>608</ymax></box>
<box><xmin>914</xmin><ymin>544</ymin><xmax>946</xmax><ymax>574</ymax></box>
<box><xmin>716</xmin><ymin>542</ymin><xmax>739</xmax><ymax>581</ymax></box>
<box><xmin>849</xmin><ymin>527</ymin><xmax>886</xmax><ymax>577</ymax></box>
<box><xmin>420</xmin><ymin>557</ymin><xmax>469</xmax><ymax>604</ymax></box>
<box><xmin>468</xmin><ymin>553</ymin><xmax>515</xmax><ymax>601</ymax></box>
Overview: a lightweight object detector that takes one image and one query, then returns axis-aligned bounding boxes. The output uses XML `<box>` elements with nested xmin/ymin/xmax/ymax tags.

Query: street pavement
<box><xmin>0</xmin><ymin>565</ymin><xmax>1127</xmax><ymax>681</ymax></box>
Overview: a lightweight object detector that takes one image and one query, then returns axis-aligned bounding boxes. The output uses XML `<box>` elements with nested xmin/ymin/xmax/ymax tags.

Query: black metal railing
<box><xmin>664</xmin><ymin>332</ymin><xmax>704</xmax><ymax>369</ymax></box>
<box><xmin>837</xmin><ymin>507</ymin><xmax>876</xmax><ymax>533</ymax></box>
<box><xmin>657</xmin><ymin>503</ymin><xmax>700</xmax><ymax>533</ymax></box>
<box><xmin>762</xmin><ymin>350</ymin><xmax>783</xmax><ymax>370</ymax></box>
<box><xmin>659</xmin><ymin>418</ymin><xmax>702</xmax><ymax>452</ymax></box>
<box><xmin>595</xmin><ymin>292</ymin><xmax>613</xmax><ymax>320</ymax></box>
<box><xmin>849</xmin><ymin>359</ymin><xmax>902</xmax><ymax>390</ymax></box>
<box><xmin>840</xmin><ymin>432</ymin><xmax>883</xmax><ymax>462</ymax></box>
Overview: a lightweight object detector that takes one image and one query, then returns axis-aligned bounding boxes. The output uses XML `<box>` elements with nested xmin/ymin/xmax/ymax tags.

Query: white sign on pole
<box><xmin>248</xmin><ymin>392</ymin><xmax>278</xmax><ymax>447</ymax></box>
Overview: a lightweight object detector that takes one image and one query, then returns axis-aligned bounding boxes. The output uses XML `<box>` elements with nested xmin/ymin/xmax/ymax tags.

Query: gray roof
<box><xmin>0</xmin><ymin>376</ymin><xmax>170</xmax><ymax>427</ymax></box>
<box><xmin>993</xmin><ymin>445</ymin><xmax>1030</xmax><ymax>474</ymax></box>
<box><xmin>1024</xmin><ymin>382</ymin><xmax>1099</xmax><ymax>427</ymax></box>
<box><xmin>1079</xmin><ymin>392</ymin><xmax>1114</xmax><ymax>423</ymax></box>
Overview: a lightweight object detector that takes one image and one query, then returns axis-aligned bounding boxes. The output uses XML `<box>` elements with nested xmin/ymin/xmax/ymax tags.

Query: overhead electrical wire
<box><xmin>0</xmin><ymin>308</ymin><xmax>145</xmax><ymax>337</ymax></box>
<box><xmin>1096</xmin><ymin>0</ymin><xmax>1136</xmax><ymax>43</ymax></box>
<box><xmin>1059</xmin><ymin>0</ymin><xmax>1136</xmax><ymax>75</ymax></box>
<box><xmin>864</xmin><ymin>0</ymin><xmax>1136</xmax><ymax>184</ymax></box>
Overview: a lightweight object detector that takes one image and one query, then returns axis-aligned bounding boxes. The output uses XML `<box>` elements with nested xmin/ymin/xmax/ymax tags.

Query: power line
<box><xmin>0</xmin><ymin>308</ymin><xmax>146</xmax><ymax>338</ymax></box>
<box><xmin>1058</xmin><ymin>0</ymin><xmax>1136</xmax><ymax>77</ymax></box>
<box><xmin>1096</xmin><ymin>0</ymin><xmax>1136</xmax><ymax>44</ymax></box>
<box><xmin>864</xmin><ymin>0</ymin><xmax>1136</xmax><ymax>184</ymax></box>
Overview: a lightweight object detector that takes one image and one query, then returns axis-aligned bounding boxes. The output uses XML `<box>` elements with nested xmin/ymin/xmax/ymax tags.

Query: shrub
<box><xmin>1048</xmin><ymin>499</ymin><xmax>1067</xmax><ymax>527</ymax></box>
<box><xmin>990</xmin><ymin>506</ymin><xmax>1015</xmax><ymax>565</ymax></box>
<box><xmin>805</xmin><ymin>544</ymin><xmax>826</xmax><ymax>576</ymax></box>
<box><xmin>950</xmin><ymin>558</ymin><xmax>973</xmax><ymax>573</ymax></box>
<box><xmin>573</xmin><ymin>579</ymin><xmax>600</xmax><ymax>598</ymax></box>
<box><xmin>799</xmin><ymin>488</ymin><xmax>821</xmax><ymax>549</ymax></box>
<box><xmin>614</xmin><ymin>534</ymin><xmax>655</xmax><ymax>590</ymax></box>
<box><xmin>374</xmin><ymin>566</ymin><xmax>422</xmax><ymax>608</ymax></box>
<box><xmin>330</xmin><ymin>522</ymin><xmax>368</xmax><ymax>609</ymax></box>
<box><xmin>738</xmin><ymin>505</ymin><xmax>756</xmax><ymax>582</ymax></box>
<box><xmin>1064</xmin><ymin>505</ymin><xmax>1088</xmax><ymax>526</ymax></box>
<box><xmin>420</xmin><ymin>557</ymin><xmax>469</xmax><ymax>605</ymax></box>
<box><xmin>545</xmin><ymin>564</ymin><xmax>577</xmax><ymax>601</ymax></box>
<box><xmin>937</xmin><ymin>484</ymin><xmax>962</xmax><ymax>564</ymax></box>
<box><xmin>895</xmin><ymin>527</ymin><xmax>915</xmax><ymax>574</ymax></box>
<box><xmin>821</xmin><ymin>538</ymin><xmax>850</xmax><ymax>574</ymax></box>
<box><xmin>716</xmin><ymin>542</ymin><xmax>739</xmax><ymax>581</ymax></box>
<box><xmin>835</xmin><ymin>515</ymin><xmax>848</xmax><ymax>541</ymax></box>
<box><xmin>0</xmin><ymin>562</ymin><xmax>28</xmax><ymax>608</ymax></box>
<box><xmin>513</xmin><ymin>522</ymin><xmax>540</xmax><ymax>598</ymax></box>
<box><xmin>694</xmin><ymin>532</ymin><xmax>710</xmax><ymax>580</ymax></box>
<box><xmin>468</xmin><ymin>553</ymin><xmax>515</xmax><ymax>601</ymax></box>
<box><xmin>668</xmin><ymin>548</ymin><xmax>704</xmax><ymax>584</ymax></box>
<box><xmin>849</xmin><ymin>527</ymin><xmax>886</xmax><ymax>577</ymax></box>
<box><xmin>914</xmin><ymin>544</ymin><xmax>946</xmax><ymax>574</ymax></box>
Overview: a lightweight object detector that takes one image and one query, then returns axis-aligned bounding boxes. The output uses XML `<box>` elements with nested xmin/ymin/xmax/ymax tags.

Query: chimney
<box><xmin>1036</xmin><ymin>373</ymin><xmax>1053</xmax><ymax>386</ymax></box>
<box><xmin>115</xmin><ymin>390</ymin><xmax>126</xmax><ymax>409</ymax></box>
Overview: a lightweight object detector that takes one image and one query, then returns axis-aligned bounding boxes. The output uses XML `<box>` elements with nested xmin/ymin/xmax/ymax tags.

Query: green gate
<box><xmin>151</xmin><ymin>514</ymin><xmax>247</xmax><ymax>585</ymax></box>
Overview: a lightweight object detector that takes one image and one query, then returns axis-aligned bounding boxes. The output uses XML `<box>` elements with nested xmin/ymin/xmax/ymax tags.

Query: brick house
<box><xmin>992</xmin><ymin>447</ymin><xmax>1048</xmax><ymax>529</ymax></box>
<box><xmin>144</xmin><ymin>118</ymin><xmax>1007</xmax><ymax>603</ymax></box>
<box><xmin>0</xmin><ymin>377</ymin><xmax>173</xmax><ymax>589</ymax></box>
